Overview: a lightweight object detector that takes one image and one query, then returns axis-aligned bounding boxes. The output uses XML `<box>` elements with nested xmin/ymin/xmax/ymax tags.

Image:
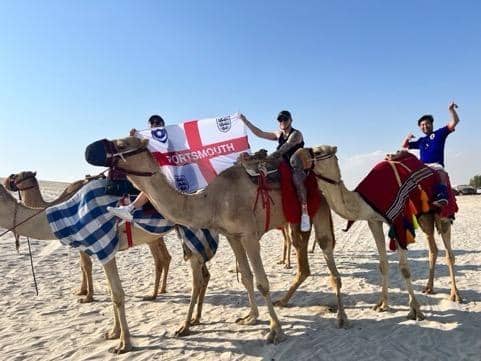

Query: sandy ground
<box><xmin>1</xmin><ymin>181</ymin><xmax>480</xmax><ymax>361</ymax></box>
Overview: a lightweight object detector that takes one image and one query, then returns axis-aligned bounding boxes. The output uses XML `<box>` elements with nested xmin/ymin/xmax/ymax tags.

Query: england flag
<box><xmin>135</xmin><ymin>113</ymin><xmax>250</xmax><ymax>192</ymax></box>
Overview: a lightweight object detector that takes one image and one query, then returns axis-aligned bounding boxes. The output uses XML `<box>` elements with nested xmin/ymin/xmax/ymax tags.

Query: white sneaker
<box><xmin>300</xmin><ymin>212</ymin><xmax>310</xmax><ymax>232</ymax></box>
<box><xmin>107</xmin><ymin>205</ymin><xmax>134</xmax><ymax>221</ymax></box>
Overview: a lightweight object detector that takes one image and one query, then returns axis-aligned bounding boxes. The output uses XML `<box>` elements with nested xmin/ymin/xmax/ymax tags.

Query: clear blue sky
<box><xmin>1</xmin><ymin>0</ymin><xmax>480</xmax><ymax>186</ymax></box>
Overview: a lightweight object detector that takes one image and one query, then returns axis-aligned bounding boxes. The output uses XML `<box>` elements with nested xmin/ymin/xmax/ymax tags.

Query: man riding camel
<box><xmin>402</xmin><ymin>101</ymin><xmax>460</xmax><ymax>206</ymax></box>
<box><xmin>240</xmin><ymin>110</ymin><xmax>311</xmax><ymax>232</ymax></box>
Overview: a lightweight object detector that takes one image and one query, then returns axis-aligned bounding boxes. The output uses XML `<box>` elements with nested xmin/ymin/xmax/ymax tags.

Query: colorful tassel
<box><xmin>405</xmin><ymin>229</ymin><xmax>415</xmax><ymax>244</ymax></box>
<box><xmin>420</xmin><ymin>188</ymin><xmax>430</xmax><ymax>213</ymax></box>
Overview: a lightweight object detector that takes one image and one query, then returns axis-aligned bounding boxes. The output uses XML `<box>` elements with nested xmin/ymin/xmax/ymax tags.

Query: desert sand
<box><xmin>1</xmin><ymin>180</ymin><xmax>480</xmax><ymax>360</ymax></box>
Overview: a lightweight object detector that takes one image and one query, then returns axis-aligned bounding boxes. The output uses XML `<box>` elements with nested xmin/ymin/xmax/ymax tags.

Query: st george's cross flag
<box><xmin>135</xmin><ymin>113</ymin><xmax>250</xmax><ymax>192</ymax></box>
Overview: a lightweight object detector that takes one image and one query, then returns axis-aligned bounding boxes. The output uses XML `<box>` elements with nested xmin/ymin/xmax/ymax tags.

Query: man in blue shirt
<box><xmin>402</xmin><ymin>101</ymin><xmax>460</xmax><ymax>205</ymax></box>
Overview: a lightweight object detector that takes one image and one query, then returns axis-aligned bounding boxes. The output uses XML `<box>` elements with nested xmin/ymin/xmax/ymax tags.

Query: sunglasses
<box><xmin>277</xmin><ymin>116</ymin><xmax>290</xmax><ymax>122</ymax></box>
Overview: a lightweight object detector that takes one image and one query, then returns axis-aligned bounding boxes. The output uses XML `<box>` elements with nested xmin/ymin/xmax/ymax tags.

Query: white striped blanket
<box><xmin>46</xmin><ymin>179</ymin><xmax>218</xmax><ymax>265</ymax></box>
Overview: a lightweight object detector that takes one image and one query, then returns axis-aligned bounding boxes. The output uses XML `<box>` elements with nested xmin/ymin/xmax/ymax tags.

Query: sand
<box><xmin>1</xmin><ymin>181</ymin><xmax>480</xmax><ymax>360</ymax></box>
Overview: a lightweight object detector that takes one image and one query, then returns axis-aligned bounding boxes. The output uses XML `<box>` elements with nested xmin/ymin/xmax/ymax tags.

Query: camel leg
<box><xmin>226</xmin><ymin>237</ymin><xmax>259</xmax><ymax>325</ymax></box>
<box><xmin>314</xmin><ymin>210</ymin><xmax>347</xmax><ymax>328</ymax></box>
<box><xmin>418</xmin><ymin>215</ymin><xmax>437</xmax><ymax>294</ymax></box>
<box><xmin>175</xmin><ymin>255</ymin><xmax>205</xmax><ymax>337</ymax></box>
<box><xmin>102</xmin><ymin>258</ymin><xmax>132</xmax><ymax>354</ymax></box>
<box><xmin>157</xmin><ymin>239</ymin><xmax>171</xmax><ymax>294</ymax></box>
<box><xmin>278</xmin><ymin>226</ymin><xmax>292</xmax><ymax>269</ymax></box>
<box><xmin>77</xmin><ymin>251</ymin><xmax>94</xmax><ymax>303</ymax></box>
<box><xmin>192</xmin><ymin>262</ymin><xmax>210</xmax><ymax>324</ymax></box>
<box><xmin>310</xmin><ymin>235</ymin><xmax>316</xmax><ymax>253</ymax></box>
<box><xmin>286</xmin><ymin>227</ymin><xmax>292</xmax><ymax>269</ymax></box>
<box><xmin>275</xmin><ymin>224</ymin><xmax>310</xmax><ymax>307</ymax></box>
<box><xmin>143</xmin><ymin>238</ymin><xmax>171</xmax><ymax>301</ymax></box>
<box><xmin>424</xmin><ymin>233</ymin><xmax>438</xmax><ymax>295</ymax></box>
<box><xmin>437</xmin><ymin>219</ymin><xmax>462</xmax><ymax>302</ymax></box>
<box><xmin>241</xmin><ymin>236</ymin><xmax>285</xmax><ymax>344</ymax></box>
<box><xmin>397</xmin><ymin>246</ymin><xmax>425</xmax><ymax>320</ymax></box>
<box><xmin>368</xmin><ymin>220</ymin><xmax>390</xmax><ymax>312</ymax></box>
<box><xmin>278</xmin><ymin>227</ymin><xmax>288</xmax><ymax>266</ymax></box>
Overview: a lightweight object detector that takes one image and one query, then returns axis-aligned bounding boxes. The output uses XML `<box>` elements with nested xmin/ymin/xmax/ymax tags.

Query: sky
<box><xmin>1</xmin><ymin>0</ymin><xmax>480</xmax><ymax>188</ymax></box>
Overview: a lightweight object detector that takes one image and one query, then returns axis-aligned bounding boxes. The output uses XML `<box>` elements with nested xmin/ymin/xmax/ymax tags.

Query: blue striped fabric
<box><xmin>46</xmin><ymin>179</ymin><xmax>219</xmax><ymax>264</ymax></box>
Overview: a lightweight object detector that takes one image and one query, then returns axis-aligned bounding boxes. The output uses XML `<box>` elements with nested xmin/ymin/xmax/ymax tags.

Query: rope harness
<box><xmin>253</xmin><ymin>164</ymin><xmax>274</xmax><ymax>232</ymax></box>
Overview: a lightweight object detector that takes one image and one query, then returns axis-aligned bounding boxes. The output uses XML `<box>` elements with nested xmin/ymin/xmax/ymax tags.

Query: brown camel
<box><xmin>90</xmin><ymin>136</ymin><xmax>347</xmax><ymax>342</ymax></box>
<box><xmin>4</xmin><ymin>171</ymin><xmax>171</xmax><ymax>302</ymax></box>
<box><xmin>0</xmin><ymin>183</ymin><xmax>210</xmax><ymax>353</ymax></box>
<box><xmin>299</xmin><ymin>145</ymin><xmax>462</xmax><ymax>321</ymax></box>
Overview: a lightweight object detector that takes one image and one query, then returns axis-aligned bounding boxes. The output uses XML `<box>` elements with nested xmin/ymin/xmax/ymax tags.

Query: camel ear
<box><xmin>333</xmin><ymin>146</ymin><xmax>337</xmax><ymax>154</ymax></box>
<box><xmin>33</xmin><ymin>171</ymin><xmax>37</xmax><ymax>176</ymax></box>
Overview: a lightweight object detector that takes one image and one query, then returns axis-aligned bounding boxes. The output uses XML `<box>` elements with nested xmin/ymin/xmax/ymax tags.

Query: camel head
<box><xmin>4</xmin><ymin>171</ymin><xmax>38</xmax><ymax>192</ymax></box>
<box><xmin>85</xmin><ymin>137</ymin><xmax>157</xmax><ymax>176</ymax></box>
<box><xmin>309</xmin><ymin>145</ymin><xmax>342</xmax><ymax>184</ymax></box>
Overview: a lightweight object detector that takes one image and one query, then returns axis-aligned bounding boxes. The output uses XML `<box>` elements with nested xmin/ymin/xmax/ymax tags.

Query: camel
<box><xmin>299</xmin><ymin>145</ymin><xmax>462</xmax><ymax>321</ymax></box>
<box><xmin>4</xmin><ymin>171</ymin><xmax>171</xmax><ymax>302</ymax></box>
<box><xmin>0</xmin><ymin>183</ymin><xmax>210</xmax><ymax>353</ymax></box>
<box><xmin>88</xmin><ymin>136</ymin><xmax>348</xmax><ymax>343</ymax></box>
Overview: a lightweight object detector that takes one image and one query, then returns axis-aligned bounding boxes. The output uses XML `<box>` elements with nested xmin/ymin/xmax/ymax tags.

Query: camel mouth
<box><xmin>3</xmin><ymin>174</ymin><xmax>19</xmax><ymax>192</ymax></box>
<box><xmin>85</xmin><ymin>139</ymin><xmax>116</xmax><ymax>167</ymax></box>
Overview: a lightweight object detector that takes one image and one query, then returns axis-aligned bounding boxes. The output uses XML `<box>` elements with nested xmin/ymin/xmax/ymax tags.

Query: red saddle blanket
<box><xmin>354</xmin><ymin>152</ymin><xmax>457</xmax><ymax>251</ymax></box>
<box><xmin>279</xmin><ymin>161</ymin><xmax>321</xmax><ymax>224</ymax></box>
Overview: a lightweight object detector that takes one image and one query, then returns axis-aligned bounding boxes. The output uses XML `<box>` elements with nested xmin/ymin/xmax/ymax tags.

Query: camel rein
<box><xmin>6</xmin><ymin>192</ymin><xmax>40</xmax><ymax>296</ymax></box>
<box><xmin>253</xmin><ymin>169</ymin><xmax>274</xmax><ymax>232</ymax></box>
<box><xmin>12</xmin><ymin>174</ymin><xmax>39</xmax><ymax>191</ymax></box>
<box><xmin>310</xmin><ymin>151</ymin><xmax>342</xmax><ymax>185</ymax></box>
<box><xmin>108</xmin><ymin>145</ymin><xmax>157</xmax><ymax>177</ymax></box>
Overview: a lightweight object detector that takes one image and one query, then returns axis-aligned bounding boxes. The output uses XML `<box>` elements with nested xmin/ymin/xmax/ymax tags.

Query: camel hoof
<box><xmin>175</xmin><ymin>324</ymin><xmax>191</xmax><ymax>337</ymax></box>
<box><xmin>372</xmin><ymin>303</ymin><xmax>388</xmax><ymax>312</ymax></box>
<box><xmin>159</xmin><ymin>288</ymin><xmax>167</xmax><ymax>294</ymax></box>
<box><xmin>265</xmin><ymin>329</ymin><xmax>286</xmax><ymax>344</ymax></box>
<box><xmin>75</xmin><ymin>289</ymin><xmax>88</xmax><ymax>296</ymax></box>
<box><xmin>273</xmin><ymin>299</ymin><xmax>288</xmax><ymax>308</ymax></box>
<box><xmin>142</xmin><ymin>295</ymin><xmax>156</xmax><ymax>301</ymax></box>
<box><xmin>422</xmin><ymin>286</ymin><xmax>435</xmax><ymax>294</ymax></box>
<box><xmin>407</xmin><ymin>309</ymin><xmax>425</xmax><ymax>321</ymax></box>
<box><xmin>190</xmin><ymin>318</ymin><xmax>201</xmax><ymax>326</ymax></box>
<box><xmin>235</xmin><ymin>315</ymin><xmax>257</xmax><ymax>325</ymax></box>
<box><xmin>449</xmin><ymin>293</ymin><xmax>463</xmax><ymax>303</ymax></box>
<box><xmin>108</xmin><ymin>344</ymin><xmax>132</xmax><ymax>354</ymax></box>
<box><xmin>78</xmin><ymin>296</ymin><xmax>94</xmax><ymax>304</ymax></box>
<box><xmin>284</xmin><ymin>264</ymin><xmax>292</xmax><ymax>269</ymax></box>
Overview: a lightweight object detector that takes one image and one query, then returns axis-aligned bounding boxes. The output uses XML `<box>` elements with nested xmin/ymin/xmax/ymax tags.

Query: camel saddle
<box><xmin>237</xmin><ymin>149</ymin><xmax>282</xmax><ymax>188</ymax></box>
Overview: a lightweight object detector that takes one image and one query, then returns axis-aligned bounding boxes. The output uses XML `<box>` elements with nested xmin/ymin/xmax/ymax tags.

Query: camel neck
<box><xmin>0</xmin><ymin>192</ymin><xmax>55</xmax><ymax>240</ymax></box>
<box><xmin>129</xmin><ymin>171</ymin><xmax>212</xmax><ymax>229</ymax></box>
<box><xmin>317</xmin><ymin>180</ymin><xmax>378</xmax><ymax>221</ymax></box>
<box><xmin>21</xmin><ymin>188</ymin><xmax>49</xmax><ymax>208</ymax></box>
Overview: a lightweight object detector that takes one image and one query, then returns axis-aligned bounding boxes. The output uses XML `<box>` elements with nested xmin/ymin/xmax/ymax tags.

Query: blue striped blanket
<box><xmin>46</xmin><ymin>179</ymin><xmax>218</xmax><ymax>265</ymax></box>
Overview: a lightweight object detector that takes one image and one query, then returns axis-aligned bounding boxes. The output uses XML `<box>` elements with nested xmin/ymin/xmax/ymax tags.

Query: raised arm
<box><xmin>447</xmin><ymin>101</ymin><xmax>460</xmax><ymax>130</ymax></box>
<box><xmin>402</xmin><ymin>133</ymin><xmax>415</xmax><ymax>149</ymax></box>
<box><xmin>239</xmin><ymin>114</ymin><xmax>278</xmax><ymax>141</ymax></box>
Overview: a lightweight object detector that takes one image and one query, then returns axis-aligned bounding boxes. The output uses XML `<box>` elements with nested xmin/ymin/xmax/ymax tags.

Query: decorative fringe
<box><xmin>420</xmin><ymin>188</ymin><xmax>430</xmax><ymax>213</ymax></box>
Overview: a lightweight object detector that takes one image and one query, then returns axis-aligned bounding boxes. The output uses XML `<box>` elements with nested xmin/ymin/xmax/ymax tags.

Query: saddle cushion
<box><xmin>279</xmin><ymin>161</ymin><xmax>321</xmax><ymax>224</ymax></box>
